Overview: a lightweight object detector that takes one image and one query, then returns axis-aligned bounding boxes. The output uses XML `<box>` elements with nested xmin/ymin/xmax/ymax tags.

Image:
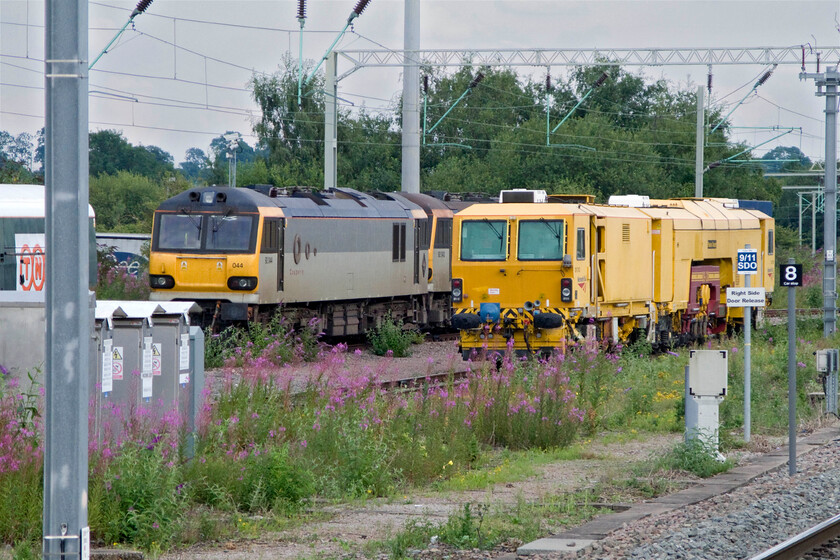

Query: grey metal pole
<box><xmin>801</xmin><ymin>69</ymin><xmax>839</xmax><ymax>335</ymax></box>
<box><xmin>43</xmin><ymin>0</ymin><xmax>90</xmax><ymax>557</ymax></box>
<box><xmin>401</xmin><ymin>0</ymin><xmax>420</xmax><ymax>193</ymax></box>
<box><xmin>787</xmin><ymin>258</ymin><xmax>797</xmax><ymax>476</ymax></box>
<box><xmin>324</xmin><ymin>52</ymin><xmax>337</xmax><ymax>190</ymax></box>
<box><xmin>695</xmin><ymin>85</ymin><xmax>704</xmax><ymax>197</ymax></box>
<box><xmin>798</xmin><ymin>193</ymin><xmax>802</xmax><ymax>246</ymax></box>
<box><xmin>824</xmin><ymin>71</ymin><xmax>838</xmax><ymax>337</ymax></box>
<box><xmin>812</xmin><ymin>191</ymin><xmax>817</xmax><ymax>257</ymax></box>
<box><xmin>744</xmin><ymin>244</ymin><xmax>751</xmax><ymax>443</ymax></box>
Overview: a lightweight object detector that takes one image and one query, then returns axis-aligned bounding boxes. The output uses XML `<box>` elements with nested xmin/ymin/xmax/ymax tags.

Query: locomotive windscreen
<box><xmin>155</xmin><ymin>212</ymin><xmax>256</xmax><ymax>253</ymax></box>
<box><xmin>157</xmin><ymin>214</ymin><xmax>202</xmax><ymax>250</ymax></box>
<box><xmin>206</xmin><ymin>215</ymin><xmax>255</xmax><ymax>251</ymax></box>
<box><xmin>461</xmin><ymin>219</ymin><xmax>507</xmax><ymax>260</ymax></box>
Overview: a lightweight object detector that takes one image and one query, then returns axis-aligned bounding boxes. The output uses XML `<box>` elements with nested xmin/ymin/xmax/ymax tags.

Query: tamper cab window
<box><xmin>517</xmin><ymin>220</ymin><xmax>565</xmax><ymax>261</ymax></box>
<box><xmin>460</xmin><ymin>220</ymin><xmax>507</xmax><ymax>261</ymax></box>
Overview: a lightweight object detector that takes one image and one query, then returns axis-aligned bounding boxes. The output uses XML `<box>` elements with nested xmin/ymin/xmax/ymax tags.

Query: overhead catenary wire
<box><xmin>2</xmin><ymin>2</ymin><xmax>828</xmax><ymax>166</ymax></box>
<box><xmin>709</xmin><ymin>65</ymin><xmax>776</xmax><ymax>133</ymax></box>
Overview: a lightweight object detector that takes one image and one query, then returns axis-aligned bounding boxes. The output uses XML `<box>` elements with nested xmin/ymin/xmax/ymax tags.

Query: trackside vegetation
<box><xmin>0</xmin><ymin>307</ymin><xmax>834</xmax><ymax>558</ymax></box>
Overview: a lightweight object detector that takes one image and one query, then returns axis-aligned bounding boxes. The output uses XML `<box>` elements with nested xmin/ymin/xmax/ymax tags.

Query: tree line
<box><xmin>0</xmin><ymin>58</ymin><xmax>820</xmax><ymax>234</ymax></box>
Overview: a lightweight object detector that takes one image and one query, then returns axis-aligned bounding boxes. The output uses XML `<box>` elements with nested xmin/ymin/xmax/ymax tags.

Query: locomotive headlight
<box><xmin>560</xmin><ymin>278</ymin><xmax>573</xmax><ymax>302</ymax></box>
<box><xmin>452</xmin><ymin>278</ymin><xmax>463</xmax><ymax>303</ymax></box>
<box><xmin>227</xmin><ymin>276</ymin><xmax>258</xmax><ymax>291</ymax></box>
<box><xmin>149</xmin><ymin>274</ymin><xmax>175</xmax><ymax>289</ymax></box>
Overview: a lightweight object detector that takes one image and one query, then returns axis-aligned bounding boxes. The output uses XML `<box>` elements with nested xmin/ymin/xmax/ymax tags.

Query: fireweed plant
<box><xmin>1</xmin><ymin>320</ymin><xmax>833</xmax><ymax>555</ymax></box>
<box><xmin>94</xmin><ymin>244</ymin><xmax>150</xmax><ymax>301</ymax></box>
<box><xmin>0</xmin><ymin>368</ymin><xmax>43</xmax><ymax>548</ymax></box>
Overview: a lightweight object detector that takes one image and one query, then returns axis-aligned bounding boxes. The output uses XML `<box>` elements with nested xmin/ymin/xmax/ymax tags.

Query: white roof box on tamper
<box><xmin>608</xmin><ymin>194</ymin><xmax>650</xmax><ymax>208</ymax></box>
<box><xmin>499</xmin><ymin>189</ymin><xmax>547</xmax><ymax>203</ymax></box>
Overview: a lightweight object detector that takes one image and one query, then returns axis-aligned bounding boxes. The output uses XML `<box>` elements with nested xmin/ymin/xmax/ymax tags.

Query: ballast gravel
<box><xmin>576</xmin><ymin>436</ymin><xmax>840</xmax><ymax>560</ymax></box>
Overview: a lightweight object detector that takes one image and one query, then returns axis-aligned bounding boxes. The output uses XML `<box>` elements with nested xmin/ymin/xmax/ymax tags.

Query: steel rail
<box><xmin>764</xmin><ymin>308</ymin><xmax>823</xmax><ymax>317</ymax></box>
<box><xmin>748</xmin><ymin>513</ymin><xmax>840</xmax><ymax>560</ymax></box>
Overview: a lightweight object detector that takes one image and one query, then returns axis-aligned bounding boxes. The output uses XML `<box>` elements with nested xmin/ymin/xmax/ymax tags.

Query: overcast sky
<box><xmin>1</xmin><ymin>0</ymin><xmax>838</xmax><ymax>169</ymax></box>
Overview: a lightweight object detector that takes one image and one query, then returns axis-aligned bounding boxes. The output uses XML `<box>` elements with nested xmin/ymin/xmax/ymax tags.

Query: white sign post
<box><xmin>736</xmin><ymin>245</ymin><xmax>758</xmax><ymax>443</ymax></box>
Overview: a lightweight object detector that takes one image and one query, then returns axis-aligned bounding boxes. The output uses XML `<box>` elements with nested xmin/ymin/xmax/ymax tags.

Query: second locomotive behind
<box><xmin>148</xmin><ymin>185</ymin><xmax>455</xmax><ymax>335</ymax></box>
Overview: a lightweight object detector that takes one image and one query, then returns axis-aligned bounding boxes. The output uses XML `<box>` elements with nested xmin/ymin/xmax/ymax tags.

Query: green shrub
<box><xmin>367</xmin><ymin>313</ymin><xmax>423</xmax><ymax>357</ymax></box>
<box><xmin>650</xmin><ymin>438</ymin><xmax>733</xmax><ymax>478</ymax></box>
<box><xmin>89</xmin><ymin>443</ymin><xmax>188</xmax><ymax>551</ymax></box>
<box><xmin>203</xmin><ymin>312</ymin><xmax>323</xmax><ymax>369</ymax></box>
<box><xmin>237</xmin><ymin>446</ymin><xmax>315</xmax><ymax>513</ymax></box>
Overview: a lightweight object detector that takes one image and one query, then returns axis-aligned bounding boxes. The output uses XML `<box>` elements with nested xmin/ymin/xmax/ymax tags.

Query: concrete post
<box><xmin>401</xmin><ymin>0</ymin><xmax>421</xmax><ymax>193</ymax></box>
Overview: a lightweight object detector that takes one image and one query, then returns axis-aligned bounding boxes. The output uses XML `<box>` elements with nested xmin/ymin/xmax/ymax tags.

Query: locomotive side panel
<box><xmin>594</xmin><ymin>212</ymin><xmax>652</xmax><ymax>306</ymax></box>
<box><xmin>650</xmin><ymin>218</ymin><xmax>674</xmax><ymax>304</ymax></box>
<box><xmin>279</xmin><ymin>216</ymin><xmax>424</xmax><ymax>304</ymax></box>
<box><xmin>430</xmin><ymin>214</ymin><xmax>453</xmax><ymax>293</ymax></box>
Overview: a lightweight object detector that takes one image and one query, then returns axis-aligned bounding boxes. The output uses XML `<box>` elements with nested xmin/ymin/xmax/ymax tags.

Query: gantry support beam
<box><xmin>335</xmin><ymin>46</ymin><xmax>840</xmax><ymax>80</ymax></box>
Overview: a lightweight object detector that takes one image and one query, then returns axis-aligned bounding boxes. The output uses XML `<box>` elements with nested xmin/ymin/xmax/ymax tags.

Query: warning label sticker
<box><xmin>112</xmin><ymin>346</ymin><xmax>124</xmax><ymax>380</ymax></box>
<box><xmin>102</xmin><ymin>339</ymin><xmax>113</xmax><ymax>393</ymax></box>
<box><xmin>152</xmin><ymin>343</ymin><xmax>162</xmax><ymax>376</ymax></box>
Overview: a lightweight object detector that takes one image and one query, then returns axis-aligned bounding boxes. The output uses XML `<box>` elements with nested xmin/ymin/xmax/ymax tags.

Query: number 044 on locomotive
<box><xmin>451</xmin><ymin>190</ymin><xmax>774</xmax><ymax>358</ymax></box>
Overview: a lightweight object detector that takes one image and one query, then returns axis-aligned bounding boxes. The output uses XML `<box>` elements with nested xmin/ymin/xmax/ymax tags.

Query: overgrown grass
<box><xmin>1</xmin><ymin>315</ymin><xmax>833</xmax><ymax>558</ymax></box>
<box><xmin>374</xmin><ymin>492</ymin><xmax>602</xmax><ymax>559</ymax></box>
<box><xmin>204</xmin><ymin>313</ymin><xmax>323</xmax><ymax>369</ymax></box>
<box><xmin>367</xmin><ymin>313</ymin><xmax>425</xmax><ymax>357</ymax></box>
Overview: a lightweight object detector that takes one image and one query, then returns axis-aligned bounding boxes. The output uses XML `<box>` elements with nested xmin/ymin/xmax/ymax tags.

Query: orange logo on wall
<box><xmin>16</xmin><ymin>234</ymin><xmax>46</xmax><ymax>292</ymax></box>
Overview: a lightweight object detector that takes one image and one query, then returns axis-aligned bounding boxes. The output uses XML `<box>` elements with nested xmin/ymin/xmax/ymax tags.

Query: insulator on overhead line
<box><xmin>353</xmin><ymin>0</ymin><xmax>372</xmax><ymax>16</ymax></box>
<box><xmin>594</xmin><ymin>71</ymin><xmax>609</xmax><ymax>87</ymax></box>
<box><xmin>469</xmin><ymin>72</ymin><xmax>485</xmax><ymax>89</ymax></box>
<box><xmin>131</xmin><ymin>0</ymin><xmax>153</xmax><ymax>17</ymax></box>
<box><xmin>297</xmin><ymin>0</ymin><xmax>307</xmax><ymax>20</ymax></box>
<box><xmin>423</xmin><ymin>75</ymin><xmax>429</xmax><ymax>93</ymax></box>
<box><xmin>707</xmin><ymin>71</ymin><xmax>713</xmax><ymax>94</ymax></box>
<box><xmin>545</xmin><ymin>74</ymin><xmax>552</xmax><ymax>91</ymax></box>
<box><xmin>756</xmin><ymin>69</ymin><xmax>773</xmax><ymax>87</ymax></box>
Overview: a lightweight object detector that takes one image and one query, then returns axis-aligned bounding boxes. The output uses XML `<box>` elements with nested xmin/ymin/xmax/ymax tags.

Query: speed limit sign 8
<box><xmin>780</xmin><ymin>264</ymin><xmax>803</xmax><ymax>287</ymax></box>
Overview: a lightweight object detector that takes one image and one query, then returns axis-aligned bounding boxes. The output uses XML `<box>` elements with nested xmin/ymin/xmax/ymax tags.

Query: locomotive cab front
<box><xmin>452</xmin><ymin>194</ymin><xmax>590</xmax><ymax>358</ymax></box>
<box><xmin>149</xmin><ymin>187</ymin><xmax>267</xmax><ymax>324</ymax></box>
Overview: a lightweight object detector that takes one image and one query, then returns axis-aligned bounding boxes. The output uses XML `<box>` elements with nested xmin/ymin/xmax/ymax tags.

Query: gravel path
<box><xmin>581</xmin><ymin>432</ymin><xmax>840</xmax><ymax>560</ymax></box>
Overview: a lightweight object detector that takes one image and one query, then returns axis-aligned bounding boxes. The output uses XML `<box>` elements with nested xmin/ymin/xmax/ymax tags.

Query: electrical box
<box><xmin>687</xmin><ymin>350</ymin><xmax>728</xmax><ymax>397</ymax></box>
<box><xmin>685</xmin><ymin>350</ymin><xmax>728</xmax><ymax>462</ymax></box>
<box><xmin>816</xmin><ymin>349</ymin><xmax>839</xmax><ymax>373</ymax></box>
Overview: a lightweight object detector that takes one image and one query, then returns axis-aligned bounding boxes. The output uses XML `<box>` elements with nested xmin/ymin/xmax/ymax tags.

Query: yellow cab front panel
<box><xmin>451</xmin><ymin>200</ymin><xmax>591</xmax><ymax>356</ymax></box>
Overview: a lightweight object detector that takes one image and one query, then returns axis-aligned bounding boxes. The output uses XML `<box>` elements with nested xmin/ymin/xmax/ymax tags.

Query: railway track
<box><xmin>748</xmin><ymin>513</ymin><xmax>840</xmax><ymax>560</ymax></box>
<box><xmin>764</xmin><ymin>308</ymin><xmax>823</xmax><ymax>318</ymax></box>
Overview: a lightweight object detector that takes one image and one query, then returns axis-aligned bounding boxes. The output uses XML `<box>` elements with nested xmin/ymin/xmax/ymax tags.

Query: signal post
<box><xmin>728</xmin><ymin>246</ymin><xmax>763</xmax><ymax>442</ymax></box>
